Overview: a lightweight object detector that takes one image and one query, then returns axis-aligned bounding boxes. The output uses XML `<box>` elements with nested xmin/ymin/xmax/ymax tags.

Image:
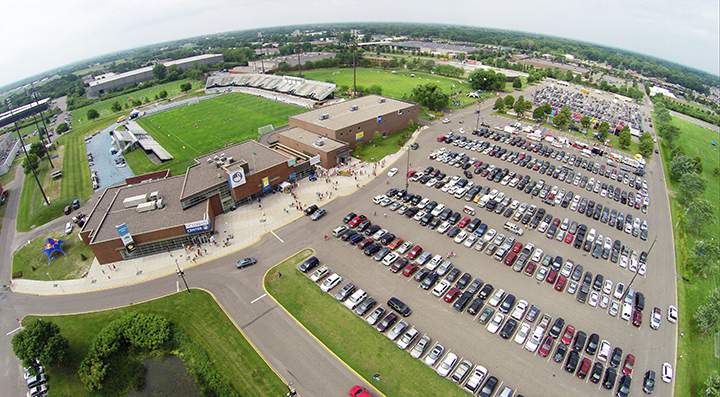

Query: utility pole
<box><xmin>6</xmin><ymin>99</ymin><xmax>50</xmax><ymax>206</ymax></box>
<box><xmin>175</xmin><ymin>259</ymin><xmax>191</xmax><ymax>294</ymax></box>
<box><xmin>25</xmin><ymin>87</ymin><xmax>54</xmax><ymax>168</ymax></box>
<box><xmin>296</xmin><ymin>46</ymin><xmax>301</xmax><ymax>78</ymax></box>
<box><xmin>352</xmin><ymin>40</ymin><xmax>357</xmax><ymax>97</ymax></box>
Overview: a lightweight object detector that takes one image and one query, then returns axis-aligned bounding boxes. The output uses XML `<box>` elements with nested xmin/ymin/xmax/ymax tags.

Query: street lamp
<box><xmin>625</xmin><ymin>234</ymin><xmax>657</xmax><ymax>296</ymax></box>
<box><xmin>46</xmin><ymin>272</ymin><xmax>64</xmax><ymax>293</ymax></box>
<box><xmin>175</xmin><ymin>259</ymin><xmax>191</xmax><ymax>294</ymax></box>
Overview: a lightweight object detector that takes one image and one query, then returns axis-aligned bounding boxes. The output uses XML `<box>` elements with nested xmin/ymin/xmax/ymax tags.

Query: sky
<box><xmin>0</xmin><ymin>0</ymin><xmax>718</xmax><ymax>88</ymax></box>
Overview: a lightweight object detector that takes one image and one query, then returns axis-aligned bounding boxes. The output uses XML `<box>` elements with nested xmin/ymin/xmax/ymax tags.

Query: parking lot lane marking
<box><xmin>270</xmin><ymin>231</ymin><xmax>284</xmax><ymax>243</ymax></box>
<box><xmin>250</xmin><ymin>293</ymin><xmax>267</xmax><ymax>304</ymax></box>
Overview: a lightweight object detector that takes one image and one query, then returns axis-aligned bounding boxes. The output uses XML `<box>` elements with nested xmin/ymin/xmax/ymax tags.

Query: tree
<box><xmin>22</xmin><ymin>153</ymin><xmax>39</xmax><ymax>175</ymax></box>
<box><xmin>86</xmin><ymin>109</ymin><xmax>99</xmax><ymax>120</ymax></box>
<box><xmin>670</xmin><ymin>155</ymin><xmax>697</xmax><ymax>181</ymax></box>
<box><xmin>598</xmin><ymin>122</ymin><xmax>610</xmax><ymax>141</ymax></box>
<box><xmin>513</xmin><ymin>96</ymin><xmax>525</xmax><ymax>116</ymax></box>
<box><xmin>503</xmin><ymin>95</ymin><xmax>515</xmax><ymax>108</ymax></box>
<box><xmin>693</xmin><ymin>156</ymin><xmax>703</xmax><ymax>173</ymax></box>
<box><xmin>700</xmin><ymin>371</ymin><xmax>720</xmax><ymax>397</ymax></box>
<box><xmin>494</xmin><ymin>97</ymin><xmax>505</xmax><ymax>112</ymax></box>
<box><xmin>689</xmin><ymin>240</ymin><xmax>720</xmax><ymax>277</ymax></box>
<box><xmin>694</xmin><ymin>289</ymin><xmax>720</xmax><ymax>334</ymax></box>
<box><xmin>12</xmin><ymin>319</ymin><xmax>70</xmax><ymax>373</ymax></box>
<box><xmin>468</xmin><ymin>69</ymin><xmax>506</xmax><ymax>91</ymax></box>
<box><xmin>714</xmin><ymin>166</ymin><xmax>720</xmax><ymax>177</ymax></box>
<box><xmin>409</xmin><ymin>83</ymin><xmax>449</xmax><ymax>110</ymax></box>
<box><xmin>55</xmin><ymin>122</ymin><xmax>69</xmax><ymax>134</ymax></box>
<box><xmin>686</xmin><ymin>198</ymin><xmax>717</xmax><ymax>230</ymax></box>
<box><xmin>158</xmin><ymin>89</ymin><xmax>168</xmax><ymax>99</ymax></box>
<box><xmin>367</xmin><ymin>84</ymin><xmax>383</xmax><ymax>95</ymax></box>
<box><xmin>639</xmin><ymin>133</ymin><xmax>654</xmax><ymax>158</ymax></box>
<box><xmin>580</xmin><ymin>115</ymin><xmax>591</xmax><ymax>129</ymax></box>
<box><xmin>180</xmin><ymin>82</ymin><xmax>192</xmax><ymax>92</ymax></box>
<box><xmin>671</xmin><ymin>145</ymin><xmax>685</xmax><ymax>159</ymax></box>
<box><xmin>657</xmin><ymin>123</ymin><xmax>681</xmax><ymax>145</ymax></box>
<box><xmin>29</xmin><ymin>142</ymin><xmax>45</xmax><ymax>159</ymax></box>
<box><xmin>110</xmin><ymin>101</ymin><xmax>122</xmax><ymax>113</ymax></box>
<box><xmin>512</xmin><ymin>78</ymin><xmax>522</xmax><ymax>89</ymax></box>
<box><xmin>152</xmin><ymin>63</ymin><xmax>167</xmax><ymax>80</ymax></box>
<box><xmin>553</xmin><ymin>112</ymin><xmax>568</xmax><ymax>130</ymax></box>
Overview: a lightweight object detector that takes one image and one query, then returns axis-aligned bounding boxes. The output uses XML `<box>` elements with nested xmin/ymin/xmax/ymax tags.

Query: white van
<box><xmin>478</xmin><ymin>195</ymin><xmax>490</xmax><ymax>208</ymax></box>
<box><xmin>621</xmin><ymin>302</ymin><xmax>633</xmax><ymax>321</ymax></box>
<box><xmin>463</xmin><ymin>205</ymin><xmax>476</xmax><ymax>216</ymax></box>
<box><xmin>373</xmin><ymin>194</ymin><xmax>387</xmax><ymax>204</ymax></box>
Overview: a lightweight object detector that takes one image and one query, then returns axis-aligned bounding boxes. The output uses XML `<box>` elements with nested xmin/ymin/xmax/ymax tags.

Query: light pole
<box><xmin>46</xmin><ymin>272</ymin><xmax>64</xmax><ymax>293</ymax></box>
<box><xmin>625</xmin><ymin>234</ymin><xmax>657</xmax><ymax>295</ymax></box>
<box><xmin>6</xmin><ymin>99</ymin><xmax>50</xmax><ymax>206</ymax></box>
<box><xmin>175</xmin><ymin>259</ymin><xmax>191</xmax><ymax>294</ymax></box>
<box><xmin>24</xmin><ymin>87</ymin><xmax>54</xmax><ymax>168</ymax></box>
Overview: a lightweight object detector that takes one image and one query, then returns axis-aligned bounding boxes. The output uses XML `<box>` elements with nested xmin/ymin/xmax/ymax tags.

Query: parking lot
<box><xmin>299</xmin><ymin>104</ymin><xmax>677</xmax><ymax>397</ymax></box>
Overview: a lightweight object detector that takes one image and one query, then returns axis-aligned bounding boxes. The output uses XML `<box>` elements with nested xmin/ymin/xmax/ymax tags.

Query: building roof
<box><xmin>289</xmin><ymin>95</ymin><xmax>414</xmax><ymax>131</ymax></box>
<box><xmin>0</xmin><ymin>97</ymin><xmax>50</xmax><ymax>125</ymax></box>
<box><xmin>206</xmin><ymin>73</ymin><xmax>335</xmax><ymax>101</ymax></box>
<box><xmin>279</xmin><ymin>127</ymin><xmax>348</xmax><ymax>153</ymax></box>
<box><xmin>181</xmin><ymin>140</ymin><xmax>291</xmax><ymax>200</ymax></box>
<box><xmin>84</xmin><ymin>176</ymin><xmax>208</xmax><ymax>244</ymax></box>
<box><xmin>137</xmin><ymin>137</ymin><xmax>173</xmax><ymax>161</ymax></box>
<box><xmin>89</xmin><ymin>54</ymin><xmax>222</xmax><ymax>88</ymax></box>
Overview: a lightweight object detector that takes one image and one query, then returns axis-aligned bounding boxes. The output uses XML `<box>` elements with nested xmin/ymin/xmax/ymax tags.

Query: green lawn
<box><xmin>265</xmin><ymin>249</ymin><xmax>467</xmax><ymax>397</ymax></box>
<box><xmin>0</xmin><ymin>162</ymin><xmax>17</xmax><ymax>186</ymax></box>
<box><xmin>22</xmin><ymin>290</ymin><xmax>288</xmax><ymax>397</ymax></box>
<box><xmin>15</xmin><ymin>115</ymin><xmax>102</xmax><ymax>232</ymax></box>
<box><xmin>12</xmin><ymin>229</ymin><xmax>94</xmax><ymax>280</ymax></box>
<box><xmin>352</xmin><ymin>127</ymin><xmax>413</xmax><ymax>162</ymax></box>
<box><xmin>655</xmin><ymin>114</ymin><xmax>720</xmax><ymax>397</ymax></box>
<box><xmin>130</xmin><ymin>93</ymin><xmax>304</xmax><ymax>176</ymax></box>
<box><xmin>70</xmin><ymin>79</ymin><xmax>201</xmax><ymax>122</ymax></box>
<box><xmin>284</xmin><ymin>68</ymin><xmax>474</xmax><ymax>106</ymax></box>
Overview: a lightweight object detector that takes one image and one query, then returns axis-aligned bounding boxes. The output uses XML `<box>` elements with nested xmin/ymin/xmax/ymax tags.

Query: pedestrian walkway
<box><xmin>10</xmin><ymin>127</ymin><xmax>425</xmax><ymax>295</ymax></box>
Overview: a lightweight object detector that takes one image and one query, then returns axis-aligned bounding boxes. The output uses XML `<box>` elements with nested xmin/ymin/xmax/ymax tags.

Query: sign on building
<box><xmin>262</xmin><ymin>176</ymin><xmax>270</xmax><ymax>192</ymax></box>
<box><xmin>310</xmin><ymin>155</ymin><xmax>321</xmax><ymax>165</ymax></box>
<box><xmin>116</xmin><ymin>223</ymin><xmax>135</xmax><ymax>251</ymax></box>
<box><xmin>185</xmin><ymin>219</ymin><xmax>211</xmax><ymax>234</ymax></box>
<box><xmin>377</xmin><ymin>115</ymin><xmax>382</xmax><ymax>123</ymax></box>
<box><xmin>226</xmin><ymin>168</ymin><xmax>246</xmax><ymax>188</ymax></box>
<box><xmin>356</xmin><ymin>131</ymin><xmax>364</xmax><ymax>141</ymax></box>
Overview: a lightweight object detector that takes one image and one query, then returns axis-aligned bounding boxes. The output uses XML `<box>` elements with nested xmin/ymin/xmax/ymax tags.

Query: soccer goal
<box><xmin>258</xmin><ymin>124</ymin><xmax>275</xmax><ymax>135</ymax></box>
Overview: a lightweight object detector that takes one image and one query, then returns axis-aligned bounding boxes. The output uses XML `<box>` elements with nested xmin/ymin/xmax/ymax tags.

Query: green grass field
<box><xmin>655</xmin><ymin>115</ymin><xmax>720</xmax><ymax>397</ymax></box>
<box><xmin>130</xmin><ymin>93</ymin><xmax>304</xmax><ymax>176</ymax></box>
<box><xmin>22</xmin><ymin>290</ymin><xmax>288</xmax><ymax>397</ymax></box>
<box><xmin>266</xmin><ymin>249</ymin><xmax>467</xmax><ymax>397</ymax></box>
<box><xmin>12</xmin><ymin>229</ymin><xmax>94</xmax><ymax>280</ymax></box>
<box><xmin>70</xmin><ymin>78</ymin><xmax>201</xmax><ymax>121</ymax></box>
<box><xmin>285</xmin><ymin>68</ymin><xmax>474</xmax><ymax>106</ymax></box>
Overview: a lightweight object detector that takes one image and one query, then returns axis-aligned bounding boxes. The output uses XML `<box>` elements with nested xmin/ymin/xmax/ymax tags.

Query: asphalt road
<box><xmin>0</xmin><ymin>82</ymin><xmax>677</xmax><ymax>397</ymax></box>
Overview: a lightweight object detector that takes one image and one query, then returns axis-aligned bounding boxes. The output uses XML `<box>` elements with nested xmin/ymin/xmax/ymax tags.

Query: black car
<box><xmin>335</xmin><ymin>282</ymin><xmax>355</xmax><ymax>301</ymax></box>
<box><xmin>603</xmin><ymin>367</ymin><xmax>617</xmax><ymax>390</ymax></box>
<box><xmin>609</xmin><ymin>347</ymin><xmax>623</xmax><ymax>368</ymax></box>
<box><xmin>616</xmin><ymin>374</ymin><xmax>632</xmax><ymax>397</ymax></box>
<box><xmin>479</xmin><ymin>376</ymin><xmax>498</xmax><ymax>397</ymax></box>
<box><xmin>365</xmin><ymin>224</ymin><xmax>381</xmax><ymax>236</ymax></box>
<box><xmin>363</xmin><ymin>243</ymin><xmax>382</xmax><ymax>256</ymax></box>
<box><xmin>356</xmin><ymin>219</ymin><xmax>371</xmax><ymax>232</ymax></box>
<box><xmin>585</xmin><ymin>333</ymin><xmax>600</xmax><ymax>355</ymax></box>
<box><xmin>453</xmin><ymin>291</ymin><xmax>473</xmax><ymax>312</ymax></box>
<box><xmin>456</xmin><ymin>272</ymin><xmax>472</xmax><ymax>290</ymax></box>
<box><xmin>467</xmin><ymin>297</ymin><xmax>485</xmax><ymax>315</ymax></box>
<box><xmin>549</xmin><ymin>317</ymin><xmax>565</xmax><ymax>339</ymax></box>
<box><xmin>565</xmin><ymin>350</ymin><xmax>580</xmax><ymax>373</ymax></box>
<box><xmin>304</xmin><ymin>204</ymin><xmax>319</xmax><ymax>215</ymax></box>
<box><xmin>499</xmin><ymin>318</ymin><xmax>518</xmax><ymax>339</ymax></box>
<box><xmin>478</xmin><ymin>284</ymin><xmax>494</xmax><ymax>300</ymax></box>
<box><xmin>553</xmin><ymin>343</ymin><xmax>568</xmax><ymax>363</ymax></box>
<box><xmin>343</xmin><ymin>212</ymin><xmax>357</xmax><ymax>224</ymax></box>
<box><xmin>380</xmin><ymin>233</ymin><xmax>396</xmax><ymax>245</ymax></box>
<box><xmin>447</xmin><ymin>226</ymin><xmax>462</xmax><ymax>238</ymax></box>
<box><xmin>299</xmin><ymin>256</ymin><xmax>320</xmax><ymax>272</ymax></box>
<box><xmin>448</xmin><ymin>212</ymin><xmax>461</xmax><ymax>224</ymax></box>
<box><xmin>499</xmin><ymin>294</ymin><xmax>516</xmax><ymax>314</ymax></box>
<box><xmin>590</xmin><ymin>362</ymin><xmax>604</xmax><ymax>384</ymax></box>
<box><xmin>387</xmin><ymin>297</ymin><xmax>412</xmax><ymax>316</ymax></box>
<box><xmin>643</xmin><ymin>370</ymin><xmax>656</xmax><ymax>394</ymax></box>
<box><xmin>573</xmin><ymin>330</ymin><xmax>587</xmax><ymax>351</ymax></box>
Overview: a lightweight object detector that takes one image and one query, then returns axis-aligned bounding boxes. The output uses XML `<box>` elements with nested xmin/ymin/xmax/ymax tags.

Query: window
<box><xmin>398</xmin><ymin>109</ymin><xmax>403</xmax><ymax>115</ymax></box>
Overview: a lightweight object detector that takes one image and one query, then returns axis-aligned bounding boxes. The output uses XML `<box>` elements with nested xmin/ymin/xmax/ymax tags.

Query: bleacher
<box><xmin>206</xmin><ymin>73</ymin><xmax>336</xmax><ymax>102</ymax></box>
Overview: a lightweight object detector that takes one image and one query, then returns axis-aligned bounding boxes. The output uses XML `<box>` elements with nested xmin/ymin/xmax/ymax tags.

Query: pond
<box><xmin>126</xmin><ymin>356</ymin><xmax>201</xmax><ymax>397</ymax></box>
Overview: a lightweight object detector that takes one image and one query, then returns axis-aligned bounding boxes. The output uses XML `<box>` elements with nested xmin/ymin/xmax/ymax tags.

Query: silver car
<box><xmin>423</xmin><ymin>343</ymin><xmax>444</xmax><ymax>367</ymax></box>
<box><xmin>386</xmin><ymin>320</ymin><xmax>409</xmax><ymax>341</ymax></box>
<box><xmin>410</xmin><ymin>335</ymin><xmax>431</xmax><ymax>358</ymax></box>
<box><xmin>397</xmin><ymin>327</ymin><xmax>419</xmax><ymax>350</ymax></box>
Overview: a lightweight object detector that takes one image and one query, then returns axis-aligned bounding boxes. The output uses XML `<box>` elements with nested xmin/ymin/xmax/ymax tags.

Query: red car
<box><xmin>552</xmin><ymin>217</ymin><xmax>561</xmax><ymax>226</ymax></box>
<box><xmin>546</xmin><ymin>269</ymin><xmax>558</xmax><ymax>284</ymax></box>
<box><xmin>348</xmin><ymin>215</ymin><xmax>367</xmax><ymax>227</ymax></box>
<box><xmin>622</xmin><ymin>354</ymin><xmax>635</xmax><ymax>375</ymax></box>
<box><xmin>349</xmin><ymin>385</ymin><xmax>373</xmax><ymax>397</ymax></box>
<box><xmin>358</xmin><ymin>238</ymin><xmax>374</xmax><ymax>249</ymax></box>
<box><xmin>458</xmin><ymin>217</ymin><xmax>471</xmax><ymax>228</ymax></box>
<box><xmin>576</xmin><ymin>358</ymin><xmax>592</xmax><ymax>379</ymax></box>
<box><xmin>512</xmin><ymin>242</ymin><xmax>524</xmax><ymax>253</ymax></box>
<box><xmin>504</xmin><ymin>252</ymin><xmax>517</xmax><ymax>266</ymax></box>
<box><xmin>390</xmin><ymin>257</ymin><xmax>408</xmax><ymax>273</ymax></box>
<box><xmin>560</xmin><ymin>325</ymin><xmax>575</xmax><ymax>345</ymax></box>
<box><xmin>444</xmin><ymin>287</ymin><xmax>460</xmax><ymax>303</ymax></box>
<box><xmin>539</xmin><ymin>335</ymin><xmax>554</xmax><ymax>357</ymax></box>
<box><xmin>437</xmin><ymin>135</ymin><xmax>446</xmax><ymax>142</ymax></box>
<box><xmin>408</xmin><ymin>245</ymin><xmax>422</xmax><ymax>259</ymax></box>
<box><xmin>402</xmin><ymin>263</ymin><xmax>419</xmax><ymax>277</ymax></box>
<box><xmin>388</xmin><ymin>237</ymin><xmax>404</xmax><ymax>250</ymax></box>
<box><xmin>554</xmin><ymin>275</ymin><xmax>567</xmax><ymax>292</ymax></box>
<box><xmin>524</xmin><ymin>262</ymin><xmax>537</xmax><ymax>277</ymax></box>
<box><xmin>407</xmin><ymin>170</ymin><xmax>417</xmax><ymax>178</ymax></box>
<box><xmin>565</xmin><ymin>233</ymin><xmax>574</xmax><ymax>244</ymax></box>
<box><xmin>632</xmin><ymin>310</ymin><xmax>642</xmax><ymax>327</ymax></box>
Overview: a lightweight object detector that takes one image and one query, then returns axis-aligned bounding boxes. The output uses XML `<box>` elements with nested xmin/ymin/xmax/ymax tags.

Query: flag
<box><xmin>252</xmin><ymin>152</ymin><xmax>257</xmax><ymax>155</ymax></box>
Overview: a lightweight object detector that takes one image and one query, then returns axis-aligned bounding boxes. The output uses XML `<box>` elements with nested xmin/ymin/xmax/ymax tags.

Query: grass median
<box><xmin>265</xmin><ymin>249</ymin><xmax>466</xmax><ymax>397</ymax></box>
<box><xmin>23</xmin><ymin>290</ymin><xmax>287</xmax><ymax>397</ymax></box>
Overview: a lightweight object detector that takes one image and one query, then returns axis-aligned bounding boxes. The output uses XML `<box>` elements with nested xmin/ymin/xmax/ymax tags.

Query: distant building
<box><xmin>0</xmin><ymin>97</ymin><xmax>50</xmax><ymax>129</ymax></box>
<box><xmin>88</xmin><ymin>54</ymin><xmax>224</xmax><ymax>96</ymax></box>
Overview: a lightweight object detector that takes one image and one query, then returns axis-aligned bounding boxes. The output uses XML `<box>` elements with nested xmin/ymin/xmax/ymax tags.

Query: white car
<box><xmin>511</xmin><ymin>300</ymin><xmax>528</xmax><ymax>320</ymax></box>
<box><xmin>382</xmin><ymin>252</ymin><xmax>399</xmax><ymax>266</ymax></box>
<box><xmin>432</xmin><ymin>280</ymin><xmax>451</xmax><ymax>297</ymax></box>
<box><xmin>454</xmin><ymin>230</ymin><xmax>469</xmax><ymax>244</ymax></box>
<box><xmin>413</xmin><ymin>210</ymin><xmax>426</xmax><ymax>221</ymax></box>
<box><xmin>64</xmin><ymin>222</ymin><xmax>73</xmax><ymax>234</ymax></box>
<box><xmin>531</xmin><ymin>248</ymin><xmax>544</xmax><ymax>263</ymax></box>
<box><xmin>514</xmin><ymin>323</ymin><xmax>532</xmax><ymax>344</ymax></box>
<box><xmin>309</xmin><ymin>266</ymin><xmax>329</xmax><ymax>282</ymax></box>
<box><xmin>599</xmin><ymin>294</ymin><xmax>610</xmax><ymax>309</ymax></box>
<box><xmin>488</xmin><ymin>288</ymin><xmax>506</xmax><ymax>306</ymax></box>
<box><xmin>614</xmin><ymin>283</ymin><xmax>626</xmax><ymax>300</ymax></box>
<box><xmin>464</xmin><ymin>234</ymin><xmax>478</xmax><ymax>248</ymax></box>
<box><xmin>397</xmin><ymin>241</ymin><xmax>413</xmax><ymax>254</ymax></box>
<box><xmin>427</xmin><ymin>254</ymin><xmax>444</xmax><ymax>271</ymax></box>
<box><xmin>372</xmin><ymin>194</ymin><xmax>387</xmax><ymax>204</ymax></box>
<box><xmin>597</xmin><ymin>340</ymin><xmax>611</xmax><ymax>362</ymax></box>
<box><xmin>608</xmin><ymin>300</ymin><xmax>620</xmax><ymax>317</ymax></box>
<box><xmin>668</xmin><ymin>305</ymin><xmax>679</xmax><ymax>323</ymax></box>
<box><xmin>320</xmin><ymin>274</ymin><xmax>341</xmax><ymax>292</ymax></box>
<box><xmin>560</xmin><ymin>261</ymin><xmax>574</xmax><ymax>278</ymax></box>
<box><xmin>603</xmin><ymin>280</ymin><xmax>614</xmax><ymax>294</ymax></box>
<box><xmin>588</xmin><ymin>291</ymin><xmax>600</xmax><ymax>307</ymax></box>
<box><xmin>344</xmin><ymin>289</ymin><xmax>367</xmax><ymax>310</ymax></box>
<box><xmin>431</xmin><ymin>203</ymin><xmax>446</xmax><ymax>216</ymax></box>
<box><xmin>437</xmin><ymin>352</ymin><xmax>458</xmax><ymax>377</ymax></box>
<box><xmin>437</xmin><ymin>221</ymin><xmax>452</xmax><ymax>234</ymax></box>
<box><xmin>524</xmin><ymin>327</ymin><xmax>544</xmax><ymax>352</ymax></box>
<box><xmin>638</xmin><ymin>263</ymin><xmax>646</xmax><ymax>276</ymax></box>
<box><xmin>463</xmin><ymin>365</ymin><xmax>488</xmax><ymax>394</ymax></box>
<box><xmin>417</xmin><ymin>198</ymin><xmax>431</xmax><ymax>209</ymax></box>
<box><xmin>487</xmin><ymin>313</ymin><xmax>505</xmax><ymax>334</ymax></box>
<box><xmin>388</xmin><ymin>168</ymin><xmax>398</xmax><ymax>177</ymax></box>
<box><xmin>424</xmin><ymin>344</ymin><xmax>444</xmax><ymax>366</ymax></box>
<box><xmin>535</xmin><ymin>267</ymin><xmax>548</xmax><ymax>281</ymax></box>
<box><xmin>619</xmin><ymin>255</ymin><xmax>629</xmax><ymax>268</ymax></box>
<box><xmin>662</xmin><ymin>363</ymin><xmax>673</xmax><ymax>383</ymax></box>
<box><xmin>397</xmin><ymin>327</ymin><xmax>419</xmax><ymax>350</ymax></box>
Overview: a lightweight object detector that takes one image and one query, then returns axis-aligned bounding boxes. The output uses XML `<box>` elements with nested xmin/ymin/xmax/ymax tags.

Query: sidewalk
<box><xmin>11</xmin><ymin>128</ymin><xmax>424</xmax><ymax>295</ymax></box>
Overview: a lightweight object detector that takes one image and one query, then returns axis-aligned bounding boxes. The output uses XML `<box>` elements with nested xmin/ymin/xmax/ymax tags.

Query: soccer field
<box><xmin>288</xmin><ymin>68</ymin><xmax>473</xmax><ymax>102</ymax></box>
<box><xmin>131</xmin><ymin>93</ymin><xmax>304</xmax><ymax>175</ymax></box>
